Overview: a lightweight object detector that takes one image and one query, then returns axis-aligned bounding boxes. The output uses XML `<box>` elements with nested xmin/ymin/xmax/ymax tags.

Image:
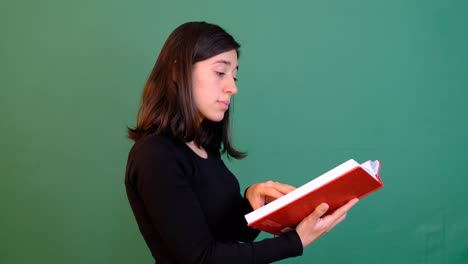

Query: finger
<box><xmin>264</xmin><ymin>181</ymin><xmax>296</xmax><ymax>195</ymax></box>
<box><xmin>274</xmin><ymin>182</ymin><xmax>296</xmax><ymax>193</ymax></box>
<box><xmin>262</xmin><ymin>188</ymin><xmax>287</xmax><ymax>201</ymax></box>
<box><xmin>319</xmin><ymin>206</ymin><xmax>350</xmax><ymax>234</ymax></box>
<box><xmin>309</xmin><ymin>203</ymin><xmax>330</xmax><ymax>220</ymax></box>
<box><xmin>320</xmin><ymin>198</ymin><xmax>357</xmax><ymax>229</ymax></box>
<box><xmin>330</xmin><ymin>198</ymin><xmax>358</xmax><ymax>220</ymax></box>
<box><xmin>326</xmin><ymin>213</ymin><xmax>347</xmax><ymax>232</ymax></box>
<box><xmin>250</xmin><ymin>197</ymin><xmax>265</xmax><ymax>210</ymax></box>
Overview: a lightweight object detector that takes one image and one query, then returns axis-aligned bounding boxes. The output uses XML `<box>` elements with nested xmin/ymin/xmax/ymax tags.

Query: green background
<box><xmin>2</xmin><ymin>0</ymin><xmax>467</xmax><ymax>263</ymax></box>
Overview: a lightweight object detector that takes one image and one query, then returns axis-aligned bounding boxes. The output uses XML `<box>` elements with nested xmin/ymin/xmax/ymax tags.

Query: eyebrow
<box><xmin>213</xmin><ymin>60</ymin><xmax>239</xmax><ymax>70</ymax></box>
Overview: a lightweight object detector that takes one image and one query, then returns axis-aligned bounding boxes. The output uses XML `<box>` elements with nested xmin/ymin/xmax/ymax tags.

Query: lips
<box><xmin>218</xmin><ymin>100</ymin><xmax>230</xmax><ymax>109</ymax></box>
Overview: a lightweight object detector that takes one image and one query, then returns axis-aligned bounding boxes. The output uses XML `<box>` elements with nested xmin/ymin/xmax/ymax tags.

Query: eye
<box><xmin>215</xmin><ymin>71</ymin><xmax>226</xmax><ymax>77</ymax></box>
<box><xmin>215</xmin><ymin>71</ymin><xmax>237</xmax><ymax>82</ymax></box>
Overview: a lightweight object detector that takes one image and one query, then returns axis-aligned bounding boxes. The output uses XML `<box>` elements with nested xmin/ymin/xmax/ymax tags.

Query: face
<box><xmin>192</xmin><ymin>50</ymin><xmax>238</xmax><ymax>122</ymax></box>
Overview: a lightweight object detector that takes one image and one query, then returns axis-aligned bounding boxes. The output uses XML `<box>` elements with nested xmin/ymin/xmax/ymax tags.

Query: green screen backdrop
<box><xmin>2</xmin><ymin>0</ymin><xmax>467</xmax><ymax>263</ymax></box>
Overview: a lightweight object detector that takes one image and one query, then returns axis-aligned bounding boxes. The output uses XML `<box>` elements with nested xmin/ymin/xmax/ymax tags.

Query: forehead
<box><xmin>201</xmin><ymin>50</ymin><xmax>238</xmax><ymax>68</ymax></box>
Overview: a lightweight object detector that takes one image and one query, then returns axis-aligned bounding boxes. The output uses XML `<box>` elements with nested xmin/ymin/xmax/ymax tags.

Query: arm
<box><xmin>244</xmin><ymin>179</ymin><xmax>359</xmax><ymax>247</ymax></box>
<box><xmin>127</xmin><ymin>139</ymin><xmax>302</xmax><ymax>264</ymax></box>
<box><xmin>235</xmin><ymin>195</ymin><xmax>261</xmax><ymax>242</ymax></box>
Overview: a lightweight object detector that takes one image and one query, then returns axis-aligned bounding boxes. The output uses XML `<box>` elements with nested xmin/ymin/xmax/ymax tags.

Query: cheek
<box><xmin>193</xmin><ymin>85</ymin><xmax>212</xmax><ymax>110</ymax></box>
<box><xmin>192</xmin><ymin>77</ymin><xmax>205</xmax><ymax>101</ymax></box>
<box><xmin>196</xmin><ymin>79</ymin><xmax>218</xmax><ymax>98</ymax></box>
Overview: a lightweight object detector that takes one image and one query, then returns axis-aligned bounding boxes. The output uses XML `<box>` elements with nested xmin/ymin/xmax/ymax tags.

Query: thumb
<box><xmin>312</xmin><ymin>203</ymin><xmax>329</xmax><ymax>218</ymax></box>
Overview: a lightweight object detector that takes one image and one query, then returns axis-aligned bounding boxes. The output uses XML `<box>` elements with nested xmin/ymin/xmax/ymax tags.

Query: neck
<box><xmin>186</xmin><ymin>141</ymin><xmax>208</xmax><ymax>159</ymax></box>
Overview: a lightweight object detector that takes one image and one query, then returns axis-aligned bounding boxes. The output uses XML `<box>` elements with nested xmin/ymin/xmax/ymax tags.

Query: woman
<box><xmin>125</xmin><ymin>21</ymin><xmax>358</xmax><ymax>264</ymax></box>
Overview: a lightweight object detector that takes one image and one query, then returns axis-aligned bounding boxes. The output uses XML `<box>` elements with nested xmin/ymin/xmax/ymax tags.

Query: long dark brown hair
<box><xmin>127</xmin><ymin>22</ymin><xmax>246</xmax><ymax>159</ymax></box>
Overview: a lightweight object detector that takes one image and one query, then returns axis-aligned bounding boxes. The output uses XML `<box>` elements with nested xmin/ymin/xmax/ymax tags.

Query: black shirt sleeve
<box><xmin>235</xmin><ymin>196</ymin><xmax>262</xmax><ymax>242</ymax></box>
<box><xmin>125</xmin><ymin>136</ymin><xmax>303</xmax><ymax>264</ymax></box>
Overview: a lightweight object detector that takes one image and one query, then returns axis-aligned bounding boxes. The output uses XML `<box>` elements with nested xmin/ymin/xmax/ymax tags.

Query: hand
<box><xmin>296</xmin><ymin>198</ymin><xmax>359</xmax><ymax>248</ymax></box>
<box><xmin>245</xmin><ymin>181</ymin><xmax>296</xmax><ymax>210</ymax></box>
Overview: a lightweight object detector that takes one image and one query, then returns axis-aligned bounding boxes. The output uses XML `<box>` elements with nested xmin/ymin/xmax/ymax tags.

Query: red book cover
<box><xmin>244</xmin><ymin>159</ymin><xmax>383</xmax><ymax>235</ymax></box>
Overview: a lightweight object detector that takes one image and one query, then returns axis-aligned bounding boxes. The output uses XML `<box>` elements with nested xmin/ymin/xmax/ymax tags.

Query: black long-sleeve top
<box><xmin>125</xmin><ymin>135</ymin><xmax>303</xmax><ymax>263</ymax></box>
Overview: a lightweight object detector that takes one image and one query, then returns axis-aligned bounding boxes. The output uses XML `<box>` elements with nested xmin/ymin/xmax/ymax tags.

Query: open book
<box><xmin>244</xmin><ymin>159</ymin><xmax>383</xmax><ymax>235</ymax></box>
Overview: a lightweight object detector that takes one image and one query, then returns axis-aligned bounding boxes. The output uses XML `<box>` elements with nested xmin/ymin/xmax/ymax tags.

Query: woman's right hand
<box><xmin>295</xmin><ymin>198</ymin><xmax>359</xmax><ymax>248</ymax></box>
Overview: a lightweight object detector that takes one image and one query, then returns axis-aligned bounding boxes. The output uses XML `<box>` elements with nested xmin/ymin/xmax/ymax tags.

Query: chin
<box><xmin>206</xmin><ymin>114</ymin><xmax>225</xmax><ymax>122</ymax></box>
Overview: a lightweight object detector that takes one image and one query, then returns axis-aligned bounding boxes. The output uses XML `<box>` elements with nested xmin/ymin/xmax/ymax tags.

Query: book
<box><xmin>244</xmin><ymin>159</ymin><xmax>383</xmax><ymax>235</ymax></box>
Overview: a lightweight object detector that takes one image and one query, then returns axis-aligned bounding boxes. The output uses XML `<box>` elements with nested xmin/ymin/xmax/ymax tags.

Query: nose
<box><xmin>224</xmin><ymin>77</ymin><xmax>238</xmax><ymax>95</ymax></box>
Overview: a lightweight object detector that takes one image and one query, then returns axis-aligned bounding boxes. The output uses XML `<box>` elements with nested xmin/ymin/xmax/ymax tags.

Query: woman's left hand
<box><xmin>245</xmin><ymin>181</ymin><xmax>296</xmax><ymax>210</ymax></box>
